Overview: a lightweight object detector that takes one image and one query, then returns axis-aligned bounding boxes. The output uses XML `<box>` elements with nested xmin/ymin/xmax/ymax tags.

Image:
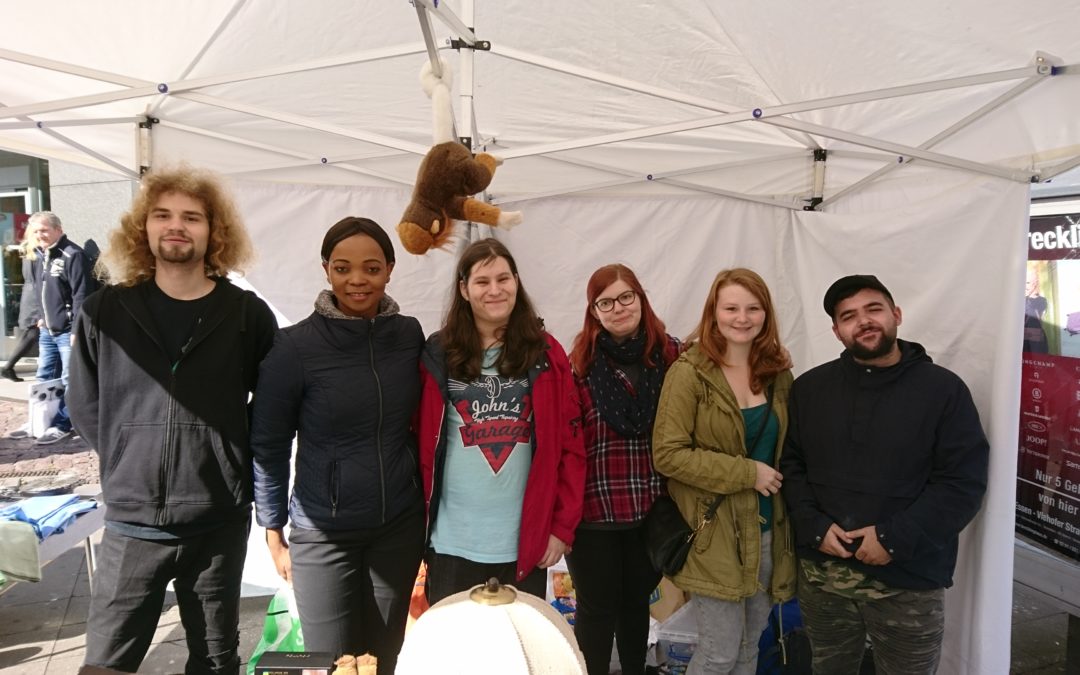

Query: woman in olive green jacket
<box><xmin>653</xmin><ymin>268</ymin><xmax>796</xmax><ymax>674</ymax></box>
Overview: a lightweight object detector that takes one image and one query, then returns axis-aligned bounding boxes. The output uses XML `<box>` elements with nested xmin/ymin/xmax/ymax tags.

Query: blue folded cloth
<box><xmin>0</xmin><ymin>494</ymin><xmax>98</xmax><ymax>541</ymax></box>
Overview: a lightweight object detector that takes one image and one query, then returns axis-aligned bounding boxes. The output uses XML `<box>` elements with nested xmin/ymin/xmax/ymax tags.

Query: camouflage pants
<box><xmin>796</xmin><ymin>569</ymin><xmax>944</xmax><ymax>675</ymax></box>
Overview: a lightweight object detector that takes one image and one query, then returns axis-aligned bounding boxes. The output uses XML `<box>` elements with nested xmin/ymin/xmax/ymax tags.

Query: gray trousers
<box><xmin>288</xmin><ymin>505</ymin><xmax>425</xmax><ymax>674</ymax></box>
<box><xmin>796</xmin><ymin>564</ymin><xmax>945</xmax><ymax>675</ymax></box>
<box><xmin>688</xmin><ymin>531</ymin><xmax>773</xmax><ymax>675</ymax></box>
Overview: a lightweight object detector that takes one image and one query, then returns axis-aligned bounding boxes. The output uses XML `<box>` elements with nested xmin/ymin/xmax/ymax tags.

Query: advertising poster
<box><xmin>1016</xmin><ymin>210</ymin><xmax>1080</xmax><ymax>560</ymax></box>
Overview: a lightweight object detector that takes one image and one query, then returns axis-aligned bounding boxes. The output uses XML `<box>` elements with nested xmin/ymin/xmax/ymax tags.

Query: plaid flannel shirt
<box><xmin>576</xmin><ymin>335</ymin><xmax>680</xmax><ymax>524</ymax></box>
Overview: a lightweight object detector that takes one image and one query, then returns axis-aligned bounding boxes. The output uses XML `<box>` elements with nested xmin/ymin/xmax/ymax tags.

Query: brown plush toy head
<box><xmin>397</xmin><ymin>142</ymin><xmax>518</xmax><ymax>255</ymax></box>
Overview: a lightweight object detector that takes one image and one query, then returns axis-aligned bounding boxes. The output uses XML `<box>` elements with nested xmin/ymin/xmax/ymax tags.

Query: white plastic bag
<box><xmin>28</xmin><ymin>378</ymin><xmax>63</xmax><ymax>438</ymax></box>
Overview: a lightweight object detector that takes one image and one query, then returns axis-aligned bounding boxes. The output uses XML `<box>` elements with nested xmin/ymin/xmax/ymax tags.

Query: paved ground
<box><xmin>0</xmin><ymin>363</ymin><xmax>1074</xmax><ymax>673</ymax></box>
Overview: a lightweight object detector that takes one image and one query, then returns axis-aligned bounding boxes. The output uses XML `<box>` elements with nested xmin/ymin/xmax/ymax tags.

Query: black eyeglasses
<box><xmin>594</xmin><ymin>290</ymin><xmax>637</xmax><ymax>312</ymax></box>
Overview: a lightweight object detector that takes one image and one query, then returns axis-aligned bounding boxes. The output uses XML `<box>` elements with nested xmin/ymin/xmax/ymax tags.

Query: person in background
<box><xmin>565</xmin><ymin>263</ymin><xmax>680</xmax><ymax>675</ymax></box>
<box><xmin>1023</xmin><ymin>263</ymin><xmax>1050</xmax><ymax>353</ymax></box>
<box><xmin>2</xmin><ymin>229</ymin><xmax>43</xmax><ymax>383</ymax></box>
<box><xmin>68</xmin><ymin>167</ymin><xmax>278</xmax><ymax>674</ymax></box>
<box><xmin>417</xmin><ymin>237</ymin><xmax>585</xmax><ymax>604</ymax></box>
<box><xmin>251</xmin><ymin>217</ymin><xmax>425</xmax><ymax>673</ymax></box>
<box><xmin>652</xmin><ymin>268</ymin><xmax>796</xmax><ymax>674</ymax></box>
<box><xmin>29</xmin><ymin>211</ymin><xmax>91</xmax><ymax>445</ymax></box>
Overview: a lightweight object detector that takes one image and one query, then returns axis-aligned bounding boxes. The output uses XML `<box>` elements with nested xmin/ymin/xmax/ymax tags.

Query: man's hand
<box><xmin>266</xmin><ymin>528</ymin><xmax>292</xmax><ymax>584</ymax></box>
<box><xmin>847</xmin><ymin>525</ymin><xmax>892</xmax><ymax>566</ymax></box>
<box><xmin>818</xmin><ymin>523</ymin><xmax>855</xmax><ymax>558</ymax></box>
<box><xmin>753</xmin><ymin>461</ymin><xmax>783</xmax><ymax>497</ymax></box>
<box><xmin>537</xmin><ymin>534</ymin><xmax>570</xmax><ymax>569</ymax></box>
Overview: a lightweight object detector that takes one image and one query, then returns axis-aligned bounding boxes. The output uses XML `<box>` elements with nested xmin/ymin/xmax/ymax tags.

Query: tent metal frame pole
<box><xmin>174</xmin><ymin>0</ymin><xmax>249</xmax><ymax>81</ymax></box>
<box><xmin>0</xmin><ymin>47</ymin><xmax>145</xmax><ymax>87</ymax></box>
<box><xmin>168</xmin><ymin>44</ymin><xmax>429</xmax><ymax>94</ymax></box>
<box><xmin>494</xmin><ymin>153</ymin><xmax>804</xmax><ymax>210</ymax></box>
<box><xmin>497</xmin><ymin>60</ymin><xmax>1061</xmax><ymax>166</ymax></box>
<box><xmin>502</xmin><ymin>105</ymin><xmax>1030</xmax><ymax>185</ymax></box>
<box><xmin>654</xmin><ymin>177</ymin><xmax>801</xmax><ymax>210</ymax></box>
<box><xmin>157</xmin><ymin>120</ymin><xmax>414</xmax><ymax>187</ymax></box>
<box><xmin>414</xmin><ymin>3</ymin><xmax>445</xmax><ymax>79</ymax></box>
<box><xmin>40</xmin><ymin>126</ymin><xmax>139</xmax><ymax>178</ymax></box>
<box><xmin>177</xmin><ymin>92</ymin><xmax>430</xmax><ymax>155</ymax></box>
<box><xmin>0</xmin><ymin>117</ymin><xmax>142</xmax><ymax>129</ymax></box>
<box><xmin>148</xmin><ymin>0</ymin><xmax>251</xmax><ymax>116</ymax></box>
<box><xmin>0</xmin><ymin>43</ymin><xmax>428</xmax><ymax>120</ymax></box>
<box><xmin>458</xmin><ymin>0</ymin><xmax>478</xmax><ymax>146</ymax></box>
<box><xmin>499</xmin><ymin>111</ymin><xmax>751</xmax><ymax>159</ymax></box>
<box><xmin>765</xmin><ymin>116</ymin><xmax>1038</xmax><ymax>182</ymax></box>
<box><xmin>1042</xmin><ymin>154</ymin><xmax>1080</xmax><ymax>182</ymax></box>
<box><xmin>0</xmin><ymin>93</ymin><xmax>140</xmax><ymax>178</ymax></box>
<box><xmin>495</xmin><ymin>44</ymin><xmax>1040</xmax><ymax>121</ymax></box>
<box><xmin>492</xmin><ymin>44</ymin><xmax>816</xmax><ymax>149</ymax></box>
<box><xmin>821</xmin><ymin>74</ymin><xmax>1048</xmax><ymax>207</ymax></box>
<box><xmin>412</xmin><ymin>0</ymin><xmax>478</xmax><ymax>45</ymax></box>
<box><xmin>0</xmin><ymin>86</ymin><xmax>159</xmax><ymax>120</ymax></box>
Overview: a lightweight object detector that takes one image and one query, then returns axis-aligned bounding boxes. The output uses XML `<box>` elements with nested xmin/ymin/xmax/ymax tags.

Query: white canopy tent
<box><xmin>4</xmin><ymin>2</ymin><xmax>1080</xmax><ymax>671</ymax></box>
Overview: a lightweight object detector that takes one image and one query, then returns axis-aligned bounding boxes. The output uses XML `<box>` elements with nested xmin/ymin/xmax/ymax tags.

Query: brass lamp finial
<box><xmin>469</xmin><ymin>577</ymin><xmax>517</xmax><ymax>605</ymax></box>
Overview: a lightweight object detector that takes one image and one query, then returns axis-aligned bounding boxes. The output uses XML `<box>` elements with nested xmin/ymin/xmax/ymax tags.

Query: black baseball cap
<box><xmin>823</xmin><ymin>275</ymin><xmax>894</xmax><ymax>319</ymax></box>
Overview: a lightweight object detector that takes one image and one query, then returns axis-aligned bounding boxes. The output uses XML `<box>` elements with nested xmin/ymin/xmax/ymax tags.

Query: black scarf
<box><xmin>587</xmin><ymin>331</ymin><xmax>665</xmax><ymax>437</ymax></box>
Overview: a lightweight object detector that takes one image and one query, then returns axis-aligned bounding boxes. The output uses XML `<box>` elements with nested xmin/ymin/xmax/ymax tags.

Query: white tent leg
<box><xmin>137</xmin><ymin>116</ymin><xmax>153</xmax><ymax>175</ymax></box>
<box><xmin>458</xmin><ymin>0</ymin><xmax>477</xmax><ymax>145</ymax></box>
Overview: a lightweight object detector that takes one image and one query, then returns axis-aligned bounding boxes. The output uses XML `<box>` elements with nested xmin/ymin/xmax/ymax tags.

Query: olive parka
<box><xmin>651</xmin><ymin>344</ymin><xmax>796</xmax><ymax>603</ymax></box>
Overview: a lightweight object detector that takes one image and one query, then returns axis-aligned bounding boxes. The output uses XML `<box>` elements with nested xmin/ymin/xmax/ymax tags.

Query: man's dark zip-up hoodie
<box><xmin>250</xmin><ymin>292</ymin><xmax>424</xmax><ymax>531</ymax></box>
<box><xmin>38</xmin><ymin>234</ymin><xmax>91</xmax><ymax>335</ymax></box>
<box><xmin>67</xmin><ymin>278</ymin><xmax>278</xmax><ymax>526</ymax></box>
<box><xmin>780</xmin><ymin>339</ymin><xmax>989</xmax><ymax>590</ymax></box>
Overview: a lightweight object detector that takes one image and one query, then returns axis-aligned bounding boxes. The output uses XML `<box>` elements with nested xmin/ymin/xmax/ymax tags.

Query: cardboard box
<box><xmin>253</xmin><ymin>651</ymin><xmax>336</xmax><ymax>675</ymax></box>
<box><xmin>648</xmin><ymin>577</ymin><xmax>689</xmax><ymax>623</ymax></box>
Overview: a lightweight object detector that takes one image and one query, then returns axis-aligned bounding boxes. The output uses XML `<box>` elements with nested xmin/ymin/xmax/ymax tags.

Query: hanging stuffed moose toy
<box><xmin>396</xmin><ymin>58</ymin><xmax>522</xmax><ymax>255</ymax></box>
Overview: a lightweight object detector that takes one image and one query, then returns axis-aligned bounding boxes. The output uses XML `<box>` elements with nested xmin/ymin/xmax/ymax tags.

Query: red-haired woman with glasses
<box><xmin>566</xmin><ymin>264</ymin><xmax>680</xmax><ymax>675</ymax></box>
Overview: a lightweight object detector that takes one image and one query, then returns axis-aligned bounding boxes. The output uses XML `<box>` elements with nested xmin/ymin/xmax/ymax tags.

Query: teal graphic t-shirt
<box><xmin>431</xmin><ymin>348</ymin><xmax>534</xmax><ymax>562</ymax></box>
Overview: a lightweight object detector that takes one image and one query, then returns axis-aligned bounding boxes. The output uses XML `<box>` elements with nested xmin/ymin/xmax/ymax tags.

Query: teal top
<box><xmin>743</xmin><ymin>403</ymin><xmax>779</xmax><ymax>532</ymax></box>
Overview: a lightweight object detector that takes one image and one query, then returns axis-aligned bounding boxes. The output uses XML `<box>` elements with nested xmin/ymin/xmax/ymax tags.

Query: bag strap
<box><xmin>699</xmin><ymin>381</ymin><xmax>775</xmax><ymax>524</ymax></box>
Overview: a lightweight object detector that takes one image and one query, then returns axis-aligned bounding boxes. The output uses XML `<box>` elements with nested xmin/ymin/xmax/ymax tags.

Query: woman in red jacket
<box><xmin>566</xmin><ymin>264</ymin><xmax>680</xmax><ymax>675</ymax></box>
<box><xmin>416</xmin><ymin>237</ymin><xmax>585</xmax><ymax>603</ymax></box>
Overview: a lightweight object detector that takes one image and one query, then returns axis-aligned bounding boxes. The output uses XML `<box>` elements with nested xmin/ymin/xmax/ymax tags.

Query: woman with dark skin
<box><xmin>251</xmin><ymin>217</ymin><xmax>425</xmax><ymax>672</ymax></box>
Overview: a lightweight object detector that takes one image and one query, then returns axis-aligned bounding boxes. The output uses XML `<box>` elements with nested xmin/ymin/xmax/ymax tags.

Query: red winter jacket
<box><xmin>417</xmin><ymin>331</ymin><xmax>585</xmax><ymax>582</ymax></box>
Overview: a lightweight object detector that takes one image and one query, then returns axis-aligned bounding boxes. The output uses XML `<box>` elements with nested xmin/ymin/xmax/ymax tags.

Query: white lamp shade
<box><xmin>396</xmin><ymin>584</ymin><xmax>586</xmax><ymax>675</ymax></box>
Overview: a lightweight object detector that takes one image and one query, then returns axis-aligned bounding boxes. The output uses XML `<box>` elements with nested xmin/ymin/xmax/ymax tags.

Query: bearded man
<box><xmin>779</xmin><ymin>274</ymin><xmax>989</xmax><ymax>675</ymax></box>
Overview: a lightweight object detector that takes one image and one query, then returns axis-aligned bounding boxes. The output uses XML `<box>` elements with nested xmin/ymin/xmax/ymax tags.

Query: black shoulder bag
<box><xmin>645</xmin><ymin>382</ymin><xmax>775</xmax><ymax>576</ymax></box>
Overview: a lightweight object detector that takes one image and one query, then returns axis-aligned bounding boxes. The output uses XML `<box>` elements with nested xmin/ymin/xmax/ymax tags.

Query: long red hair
<box><xmin>569</xmin><ymin>264</ymin><xmax>668</xmax><ymax>377</ymax></box>
<box><xmin>687</xmin><ymin>268</ymin><xmax>787</xmax><ymax>394</ymax></box>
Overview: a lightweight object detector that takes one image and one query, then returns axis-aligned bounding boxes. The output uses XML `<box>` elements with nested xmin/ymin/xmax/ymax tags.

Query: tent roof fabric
<box><xmin>2</xmin><ymin>0</ymin><xmax>1079</xmax><ymax>207</ymax></box>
